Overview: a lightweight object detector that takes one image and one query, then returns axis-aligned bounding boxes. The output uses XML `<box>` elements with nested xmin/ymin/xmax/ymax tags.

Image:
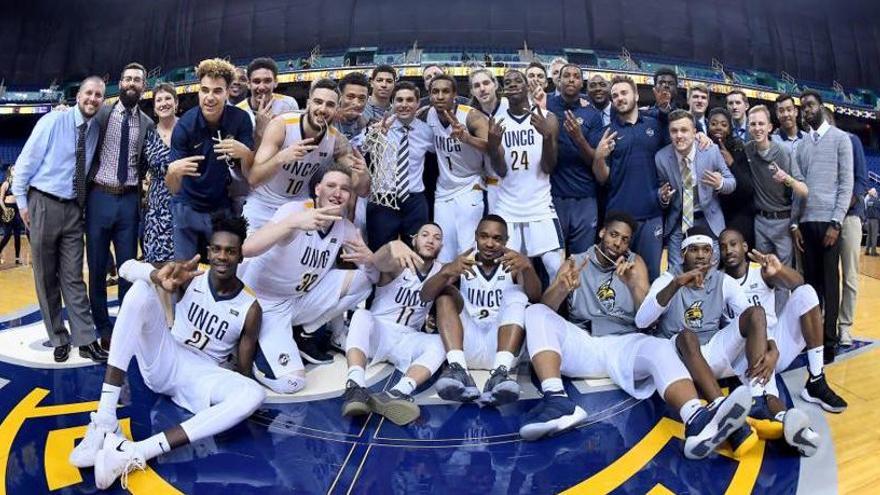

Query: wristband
<box><xmin>119</xmin><ymin>259</ymin><xmax>155</xmax><ymax>284</ymax></box>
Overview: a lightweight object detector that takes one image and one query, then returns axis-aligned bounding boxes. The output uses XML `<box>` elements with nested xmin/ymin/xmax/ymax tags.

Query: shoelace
<box><xmin>119</xmin><ymin>457</ymin><xmax>147</xmax><ymax>490</ymax></box>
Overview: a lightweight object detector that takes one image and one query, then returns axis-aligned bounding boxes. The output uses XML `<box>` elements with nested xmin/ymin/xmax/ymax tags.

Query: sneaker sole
<box><xmin>93</xmin><ymin>447</ymin><xmax>114</xmax><ymax>490</ymax></box>
<box><xmin>298</xmin><ymin>351</ymin><xmax>334</xmax><ymax>365</ymax></box>
<box><xmin>370</xmin><ymin>397</ymin><xmax>420</xmax><ymax>426</ymax></box>
<box><xmin>685</xmin><ymin>387</ymin><xmax>750</xmax><ymax>460</ymax></box>
<box><xmin>799</xmin><ymin>389</ymin><xmax>847</xmax><ymax>413</ymax></box>
<box><xmin>519</xmin><ymin>406</ymin><xmax>588</xmax><ymax>442</ymax></box>
<box><xmin>784</xmin><ymin>408</ymin><xmax>819</xmax><ymax>457</ymax></box>
<box><xmin>436</xmin><ymin>378</ymin><xmax>480</xmax><ymax>402</ymax></box>
<box><xmin>490</xmin><ymin>381</ymin><xmax>521</xmax><ymax>406</ymax></box>
<box><xmin>341</xmin><ymin>401</ymin><xmax>371</xmax><ymax>418</ymax></box>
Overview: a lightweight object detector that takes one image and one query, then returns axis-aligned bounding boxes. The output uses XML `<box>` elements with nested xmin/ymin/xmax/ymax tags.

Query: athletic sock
<box><xmin>807</xmin><ymin>346</ymin><xmax>824</xmax><ymax>377</ymax></box>
<box><xmin>391</xmin><ymin>376</ymin><xmax>417</xmax><ymax>396</ymax></box>
<box><xmin>347</xmin><ymin>366</ymin><xmax>366</xmax><ymax>388</ymax></box>
<box><xmin>446</xmin><ymin>350</ymin><xmax>467</xmax><ymax>370</ymax></box>
<box><xmin>492</xmin><ymin>351</ymin><xmax>515</xmax><ymax>371</ymax></box>
<box><xmin>774</xmin><ymin>411</ymin><xmax>786</xmax><ymax>422</ymax></box>
<box><xmin>540</xmin><ymin>378</ymin><xmax>565</xmax><ymax>396</ymax></box>
<box><xmin>96</xmin><ymin>383</ymin><xmax>121</xmax><ymax>423</ymax></box>
<box><xmin>680</xmin><ymin>399</ymin><xmax>703</xmax><ymax>424</ymax></box>
<box><xmin>708</xmin><ymin>396</ymin><xmax>724</xmax><ymax>410</ymax></box>
<box><xmin>133</xmin><ymin>432</ymin><xmax>171</xmax><ymax>461</ymax></box>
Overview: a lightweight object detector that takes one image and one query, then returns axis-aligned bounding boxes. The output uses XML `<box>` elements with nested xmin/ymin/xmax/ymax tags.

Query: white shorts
<box><xmin>773</xmin><ymin>285</ymin><xmax>820</xmax><ymax>372</ymax></box>
<box><xmin>136</xmin><ymin>314</ymin><xmax>244</xmax><ymax>414</ymax></box>
<box><xmin>368</xmin><ymin>318</ymin><xmax>445</xmax><ymax>374</ymax></box>
<box><xmin>459</xmin><ymin>306</ymin><xmax>525</xmax><ymax>369</ymax></box>
<box><xmin>689</xmin><ymin>317</ymin><xmax>746</xmax><ymax>379</ymax></box>
<box><xmin>434</xmin><ymin>187</ymin><xmax>485</xmax><ymax>263</ymax></box>
<box><xmin>505</xmin><ymin>217</ymin><xmax>563</xmax><ymax>257</ymax></box>
<box><xmin>485</xmin><ymin>179</ymin><xmax>500</xmax><ymax>214</ymax></box>
<box><xmin>242</xmin><ymin>196</ymin><xmax>284</xmax><ymax>235</ymax></box>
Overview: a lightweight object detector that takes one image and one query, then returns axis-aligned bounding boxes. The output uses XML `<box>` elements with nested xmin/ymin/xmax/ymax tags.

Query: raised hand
<box><xmin>528</xmin><ymin>78</ymin><xmax>547</xmax><ymax>109</ymax></box>
<box><xmin>595</xmin><ymin>128</ymin><xmax>619</xmax><ymax>160</ymax></box>
<box><xmin>530</xmin><ymin>109</ymin><xmax>552</xmax><ymax>138</ymax></box>
<box><xmin>700</xmin><ymin>170</ymin><xmax>724</xmax><ymax>190</ymax></box>
<box><xmin>167</xmin><ymin>156</ymin><xmax>204</xmax><ymax>180</ymax></box>
<box><xmin>658</xmin><ymin>182</ymin><xmax>677</xmax><ymax>205</ymax></box>
<box><xmin>614</xmin><ymin>255</ymin><xmax>637</xmax><ymax>284</ymax></box>
<box><xmin>341</xmin><ymin>230</ymin><xmax>374</xmax><ymax>266</ymax></box>
<box><xmin>384</xmin><ymin>240</ymin><xmax>425</xmax><ymax>272</ymax></box>
<box><xmin>442</xmin><ymin>247</ymin><xmax>477</xmax><ymax>279</ymax></box>
<box><xmin>674</xmin><ymin>268</ymin><xmax>705</xmax><ymax>289</ymax></box>
<box><xmin>213</xmin><ymin>138</ymin><xmax>251</xmax><ymax>163</ymax></box>
<box><xmin>487</xmin><ymin>117</ymin><xmax>505</xmax><ymax>150</ymax></box>
<box><xmin>254</xmin><ymin>96</ymin><xmax>274</xmax><ymax>137</ymax></box>
<box><xmin>499</xmin><ymin>249</ymin><xmax>532</xmax><ymax>276</ymax></box>
<box><xmin>155</xmin><ymin>255</ymin><xmax>204</xmax><ymax>292</ymax></box>
<box><xmin>287</xmin><ymin>205</ymin><xmax>343</xmax><ymax>232</ymax></box>
<box><xmin>444</xmin><ymin>109</ymin><xmax>469</xmax><ymax>141</ymax></box>
<box><xmin>554</xmin><ymin>255</ymin><xmax>588</xmax><ymax>292</ymax></box>
<box><xmin>747</xmin><ymin>249</ymin><xmax>783</xmax><ymax>278</ymax></box>
<box><xmin>277</xmin><ymin>138</ymin><xmax>318</xmax><ymax>164</ymax></box>
<box><xmin>563</xmin><ymin>110</ymin><xmax>587</xmax><ymax>144</ymax></box>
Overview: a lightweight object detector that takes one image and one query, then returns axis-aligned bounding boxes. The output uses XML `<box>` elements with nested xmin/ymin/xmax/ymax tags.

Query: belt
<box><xmin>32</xmin><ymin>188</ymin><xmax>74</xmax><ymax>203</ymax></box>
<box><xmin>92</xmin><ymin>183</ymin><xmax>139</xmax><ymax>195</ymax></box>
<box><xmin>757</xmin><ymin>209</ymin><xmax>790</xmax><ymax>219</ymax></box>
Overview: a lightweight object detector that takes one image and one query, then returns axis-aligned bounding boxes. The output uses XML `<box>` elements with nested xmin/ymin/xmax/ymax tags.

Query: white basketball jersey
<box><xmin>371</xmin><ymin>263</ymin><xmax>443</xmax><ymax>329</ymax></box>
<box><xmin>236</xmin><ymin>94</ymin><xmax>299</xmax><ymax>126</ymax></box>
<box><xmin>734</xmin><ymin>263</ymin><xmax>778</xmax><ymax>328</ymax></box>
<box><xmin>249</xmin><ymin>112</ymin><xmax>338</xmax><ymax>208</ymax></box>
<box><xmin>494</xmin><ymin>108</ymin><xmax>555</xmax><ymax>222</ymax></box>
<box><xmin>171</xmin><ymin>273</ymin><xmax>256</xmax><ymax>363</ymax></box>
<box><xmin>427</xmin><ymin>106</ymin><xmax>484</xmax><ymax>200</ymax></box>
<box><xmin>460</xmin><ymin>262</ymin><xmax>516</xmax><ymax>322</ymax></box>
<box><xmin>482</xmin><ymin>97</ymin><xmax>509</xmax><ymax>187</ymax></box>
<box><xmin>241</xmin><ymin>199</ymin><xmax>353</xmax><ymax>300</ymax></box>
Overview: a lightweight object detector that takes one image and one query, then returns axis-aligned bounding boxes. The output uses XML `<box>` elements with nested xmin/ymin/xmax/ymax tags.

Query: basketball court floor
<box><xmin>0</xmin><ymin>249</ymin><xmax>878</xmax><ymax>494</ymax></box>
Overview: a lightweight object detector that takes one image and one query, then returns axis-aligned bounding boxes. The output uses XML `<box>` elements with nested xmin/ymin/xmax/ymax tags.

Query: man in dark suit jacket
<box><xmin>656</xmin><ymin>110</ymin><xmax>735</xmax><ymax>269</ymax></box>
<box><xmin>86</xmin><ymin>62</ymin><xmax>155</xmax><ymax>346</ymax></box>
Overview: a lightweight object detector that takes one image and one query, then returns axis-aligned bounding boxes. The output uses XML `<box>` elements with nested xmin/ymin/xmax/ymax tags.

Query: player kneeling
<box><xmin>421</xmin><ymin>215</ymin><xmax>542</xmax><ymax>406</ymax></box>
<box><xmin>342</xmin><ymin>224</ymin><xmax>447</xmax><ymax>425</ymax></box>
<box><xmin>69</xmin><ymin>215</ymin><xmax>265</xmax><ymax>490</ymax></box>
<box><xmin>521</xmin><ymin>212</ymin><xmax>751</xmax><ymax>460</ymax></box>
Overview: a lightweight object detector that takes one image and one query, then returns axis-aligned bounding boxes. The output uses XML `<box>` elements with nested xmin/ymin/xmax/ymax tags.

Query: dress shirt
<box><xmin>95</xmin><ymin>101</ymin><xmax>140</xmax><ymax>187</ymax></box>
<box><xmin>379</xmin><ymin>118</ymin><xmax>434</xmax><ymax>194</ymax></box>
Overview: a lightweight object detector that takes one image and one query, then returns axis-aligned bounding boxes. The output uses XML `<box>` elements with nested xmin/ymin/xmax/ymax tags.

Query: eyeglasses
<box><xmin>121</xmin><ymin>76</ymin><xmax>144</xmax><ymax>84</ymax></box>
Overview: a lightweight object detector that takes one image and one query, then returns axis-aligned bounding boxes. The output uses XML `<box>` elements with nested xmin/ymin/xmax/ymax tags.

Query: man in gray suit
<box><xmin>86</xmin><ymin>62</ymin><xmax>155</xmax><ymax>347</ymax></box>
<box><xmin>657</xmin><ymin>110</ymin><xmax>736</xmax><ymax>269</ymax></box>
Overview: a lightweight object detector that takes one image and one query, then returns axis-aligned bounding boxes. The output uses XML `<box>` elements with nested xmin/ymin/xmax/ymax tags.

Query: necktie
<box><xmin>680</xmin><ymin>155</ymin><xmax>694</xmax><ymax>232</ymax></box>
<box><xmin>396</xmin><ymin>125</ymin><xmax>410</xmax><ymax>204</ymax></box>
<box><xmin>117</xmin><ymin>108</ymin><xmax>131</xmax><ymax>185</ymax></box>
<box><xmin>74</xmin><ymin>123</ymin><xmax>88</xmax><ymax>208</ymax></box>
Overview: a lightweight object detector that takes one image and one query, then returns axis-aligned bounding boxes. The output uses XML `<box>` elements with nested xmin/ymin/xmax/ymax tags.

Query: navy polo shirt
<box><xmin>605</xmin><ymin>113</ymin><xmax>669</xmax><ymax>220</ymax></box>
<box><xmin>546</xmin><ymin>94</ymin><xmax>605</xmax><ymax>198</ymax></box>
<box><xmin>170</xmin><ymin>105</ymin><xmax>254</xmax><ymax>212</ymax></box>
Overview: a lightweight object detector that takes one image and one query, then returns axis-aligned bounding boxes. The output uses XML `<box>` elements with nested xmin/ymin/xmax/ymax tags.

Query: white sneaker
<box><xmin>839</xmin><ymin>328</ymin><xmax>853</xmax><ymax>347</ymax></box>
<box><xmin>94</xmin><ymin>432</ymin><xmax>146</xmax><ymax>490</ymax></box>
<box><xmin>69</xmin><ymin>413</ymin><xmax>119</xmax><ymax>468</ymax></box>
<box><xmin>783</xmin><ymin>408</ymin><xmax>822</xmax><ymax>457</ymax></box>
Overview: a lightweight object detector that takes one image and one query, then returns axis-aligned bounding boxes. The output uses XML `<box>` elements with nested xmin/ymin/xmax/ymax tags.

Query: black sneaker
<box><xmin>435</xmin><ymin>363</ymin><xmax>480</xmax><ymax>402</ymax></box>
<box><xmin>479</xmin><ymin>366</ymin><xmax>520</xmax><ymax>407</ymax></box>
<box><xmin>801</xmin><ymin>373</ymin><xmax>848</xmax><ymax>413</ymax></box>
<box><xmin>369</xmin><ymin>390</ymin><xmax>420</xmax><ymax>425</ymax></box>
<box><xmin>293</xmin><ymin>326</ymin><xmax>334</xmax><ymax>365</ymax></box>
<box><xmin>341</xmin><ymin>380</ymin><xmax>371</xmax><ymax>418</ymax></box>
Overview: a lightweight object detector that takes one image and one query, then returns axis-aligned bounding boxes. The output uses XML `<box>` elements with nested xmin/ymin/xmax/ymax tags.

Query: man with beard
<box><xmin>421</xmin><ymin>215</ymin><xmax>541</xmax><ymax>406</ymax></box>
<box><xmin>421</xmin><ymin>74</ymin><xmax>489</xmax><ymax>262</ymax></box>
<box><xmin>771</xmin><ymin>94</ymin><xmax>807</xmax><ymax>161</ymax></box>
<box><xmin>68</xmin><ymin>215</ymin><xmax>266</xmax><ymax>490</ymax></box>
<box><xmin>635</xmin><ymin>227</ymin><xmax>771</xmax><ymax>458</ymax></box>
<box><xmin>468</xmin><ymin>68</ymin><xmax>509</xmax><ymax>213</ymax></box>
<box><xmin>342</xmin><ymin>224</ymin><xmax>446</xmax><ymax>426</ymax></box>
<box><xmin>643</xmin><ymin>67</ymin><xmax>680</xmax><ymax>117</ymax></box>
<box><xmin>688</xmin><ymin>84</ymin><xmax>710</xmax><ymax>133</ymax></box>
<box><xmin>244</xmin><ymin>78</ymin><xmax>367</xmax><ymax>234</ymax></box>
<box><xmin>241</xmin><ymin>164</ymin><xmax>375</xmax><ymax>388</ymax></box>
<box><xmin>547</xmin><ymin>64</ymin><xmax>604</xmax><ymax>256</ymax></box>
<box><xmin>519</xmin><ymin>213</ymin><xmax>751</xmax><ymax>461</ymax></box>
<box><xmin>228</xmin><ymin>67</ymin><xmax>249</xmax><ymax>106</ymax></box>
<box><xmin>726</xmin><ymin>89</ymin><xmax>750</xmax><ymax>142</ymax></box>
<box><xmin>167</xmin><ymin>59</ymin><xmax>255</xmax><ymax>261</ymax></box>
<box><xmin>791</xmin><ymin>90</ymin><xmax>853</xmax><ymax>363</ymax></box>
<box><xmin>718</xmin><ymin>229</ymin><xmax>845</xmax><ymax>441</ymax></box>
<box><xmin>13</xmin><ymin>76</ymin><xmax>108</xmax><ymax>363</ymax></box>
<box><xmin>363</xmin><ymin>65</ymin><xmax>397</xmax><ymax>124</ymax></box>
<box><xmin>487</xmin><ymin>69</ymin><xmax>563</xmax><ymax>281</ymax></box>
<box><xmin>593</xmin><ymin>75</ymin><xmax>668</xmax><ymax>280</ymax></box>
<box><xmin>86</xmin><ymin>62</ymin><xmax>156</xmax><ymax>346</ymax></box>
<box><xmin>236</xmin><ymin>57</ymin><xmax>299</xmax><ymax>147</ymax></box>
<box><xmin>586</xmin><ymin>74</ymin><xmax>611</xmax><ymax>126</ymax></box>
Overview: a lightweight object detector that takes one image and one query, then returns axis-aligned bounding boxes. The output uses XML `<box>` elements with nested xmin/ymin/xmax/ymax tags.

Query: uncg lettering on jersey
<box><xmin>394</xmin><ymin>287</ymin><xmax>429</xmax><ymax>308</ymax></box>
<box><xmin>300</xmin><ymin>245</ymin><xmax>332</xmax><ymax>269</ymax></box>
<box><xmin>503</xmin><ymin>128</ymin><xmax>536</xmax><ymax>148</ymax></box>
<box><xmin>467</xmin><ymin>287</ymin><xmax>504</xmax><ymax>309</ymax></box>
<box><xmin>186</xmin><ymin>301</ymin><xmax>229</xmax><ymax>340</ymax></box>
<box><xmin>282</xmin><ymin>160</ymin><xmax>322</xmax><ymax>195</ymax></box>
<box><xmin>436</xmin><ymin>135</ymin><xmax>463</xmax><ymax>153</ymax></box>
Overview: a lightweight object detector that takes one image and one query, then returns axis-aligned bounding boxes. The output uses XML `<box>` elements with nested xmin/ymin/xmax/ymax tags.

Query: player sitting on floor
<box><xmin>342</xmin><ymin>223</ymin><xmax>447</xmax><ymax>425</ymax></box>
<box><xmin>69</xmin><ymin>215</ymin><xmax>265</xmax><ymax>490</ymax></box>
<box><xmin>420</xmin><ymin>214</ymin><xmax>542</xmax><ymax>406</ymax></box>
<box><xmin>520</xmin><ymin>212</ymin><xmax>751</xmax><ymax>460</ymax></box>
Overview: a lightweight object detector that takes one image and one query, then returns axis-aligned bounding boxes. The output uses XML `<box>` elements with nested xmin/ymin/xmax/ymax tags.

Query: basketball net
<box><xmin>363</xmin><ymin>124</ymin><xmax>401</xmax><ymax>210</ymax></box>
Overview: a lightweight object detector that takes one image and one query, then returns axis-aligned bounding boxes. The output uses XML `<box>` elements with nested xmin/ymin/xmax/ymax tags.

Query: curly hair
<box><xmin>211</xmin><ymin>213</ymin><xmax>249</xmax><ymax>246</ymax></box>
<box><xmin>196</xmin><ymin>58</ymin><xmax>236</xmax><ymax>87</ymax></box>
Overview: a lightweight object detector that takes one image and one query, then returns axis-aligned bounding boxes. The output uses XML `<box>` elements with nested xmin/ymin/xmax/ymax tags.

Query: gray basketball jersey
<box><xmin>569</xmin><ymin>247</ymin><xmax>638</xmax><ymax>336</ymax></box>
<box><xmin>657</xmin><ymin>268</ymin><xmax>727</xmax><ymax>344</ymax></box>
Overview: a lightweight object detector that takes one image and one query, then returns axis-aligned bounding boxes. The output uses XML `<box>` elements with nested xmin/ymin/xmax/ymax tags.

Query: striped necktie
<box><xmin>74</xmin><ymin>123</ymin><xmax>88</xmax><ymax>208</ymax></box>
<box><xmin>680</xmin><ymin>155</ymin><xmax>694</xmax><ymax>232</ymax></box>
<box><xmin>396</xmin><ymin>124</ymin><xmax>410</xmax><ymax>204</ymax></box>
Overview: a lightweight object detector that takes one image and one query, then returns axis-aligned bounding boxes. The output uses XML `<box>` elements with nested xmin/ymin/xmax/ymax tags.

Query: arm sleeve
<box><xmin>169</xmin><ymin>120</ymin><xmax>189</xmax><ymax>162</ymax></box>
<box><xmin>12</xmin><ymin>113</ymin><xmax>55</xmax><ymax>209</ymax></box>
<box><xmin>723</xmin><ymin>274</ymin><xmax>751</xmax><ymax>317</ymax></box>
<box><xmin>635</xmin><ymin>272</ymin><xmax>674</xmax><ymax>329</ymax></box>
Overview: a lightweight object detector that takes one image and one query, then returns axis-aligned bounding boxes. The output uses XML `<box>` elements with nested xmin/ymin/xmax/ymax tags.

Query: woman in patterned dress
<box><xmin>142</xmin><ymin>83</ymin><xmax>179</xmax><ymax>262</ymax></box>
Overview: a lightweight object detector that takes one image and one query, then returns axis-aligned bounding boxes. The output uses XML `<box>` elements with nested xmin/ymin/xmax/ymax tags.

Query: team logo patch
<box><xmin>319</xmin><ymin>152</ymin><xmax>328</xmax><ymax>157</ymax></box>
<box><xmin>230</xmin><ymin>309</ymin><xmax>239</xmax><ymax>316</ymax></box>
<box><xmin>331</xmin><ymin>238</ymin><xmax>337</xmax><ymax>243</ymax></box>
<box><xmin>596</xmin><ymin>279</ymin><xmax>616</xmax><ymax>312</ymax></box>
<box><xmin>684</xmin><ymin>301</ymin><xmax>704</xmax><ymax>329</ymax></box>
<box><xmin>279</xmin><ymin>353</ymin><xmax>290</xmax><ymax>366</ymax></box>
<box><xmin>576</xmin><ymin>117</ymin><xmax>584</xmax><ymax>125</ymax></box>
<box><xmin>646</xmin><ymin>128</ymin><xmax>655</xmax><ymax>137</ymax></box>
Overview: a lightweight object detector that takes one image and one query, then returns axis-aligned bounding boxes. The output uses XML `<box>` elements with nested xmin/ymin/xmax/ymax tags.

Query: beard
<box><xmin>118</xmin><ymin>88</ymin><xmax>141</xmax><ymax>108</ymax></box>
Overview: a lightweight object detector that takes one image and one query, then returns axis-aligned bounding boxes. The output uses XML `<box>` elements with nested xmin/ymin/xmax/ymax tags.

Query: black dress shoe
<box><xmin>54</xmin><ymin>343</ymin><xmax>71</xmax><ymax>362</ymax></box>
<box><xmin>823</xmin><ymin>346</ymin><xmax>837</xmax><ymax>365</ymax></box>
<box><xmin>100</xmin><ymin>336</ymin><xmax>111</xmax><ymax>352</ymax></box>
<box><xmin>79</xmin><ymin>342</ymin><xmax>108</xmax><ymax>363</ymax></box>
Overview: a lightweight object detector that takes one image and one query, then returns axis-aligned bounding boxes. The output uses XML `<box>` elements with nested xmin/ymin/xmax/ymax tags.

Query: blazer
<box><xmin>655</xmin><ymin>143</ymin><xmax>736</xmax><ymax>238</ymax></box>
<box><xmin>87</xmin><ymin>102</ymin><xmax>155</xmax><ymax>183</ymax></box>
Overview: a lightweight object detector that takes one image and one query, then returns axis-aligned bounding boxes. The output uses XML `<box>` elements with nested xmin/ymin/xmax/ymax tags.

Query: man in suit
<box><xmin>657</xmin><ymin>110</ymin><xmax>736</xmax><ymax>268</ymax></box>
<box><xmin>86</xmin><ymin>62</ymin><xmax>155</xmax><ymax>347</ymax></box>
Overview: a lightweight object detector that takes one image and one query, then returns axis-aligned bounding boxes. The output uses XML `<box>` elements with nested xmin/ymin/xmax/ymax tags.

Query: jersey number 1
<box><xmin>396</xmin><ymin>307</ymin><xmax>415</xmax><ymax>326</ymax></box>
<box><xmin>286</xmin><ymin>179</ymin><xmax>304</xmax><ymax>196</ymax></box>
<box><xmin>510</xmin><ymin>150</ymin><xmax>529</xmax><ymax>170</ymax></box>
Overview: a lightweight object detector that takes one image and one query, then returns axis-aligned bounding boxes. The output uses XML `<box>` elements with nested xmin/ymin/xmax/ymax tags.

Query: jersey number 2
<box><xmin>510</xmin><ymin>150</ymin><xmax>529</xmax><ymax>170</ymax></box>
<box><xmin>184</xmin><ymin>330</ymin><xmax>210</xmax><ymax>351</ymax></box>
